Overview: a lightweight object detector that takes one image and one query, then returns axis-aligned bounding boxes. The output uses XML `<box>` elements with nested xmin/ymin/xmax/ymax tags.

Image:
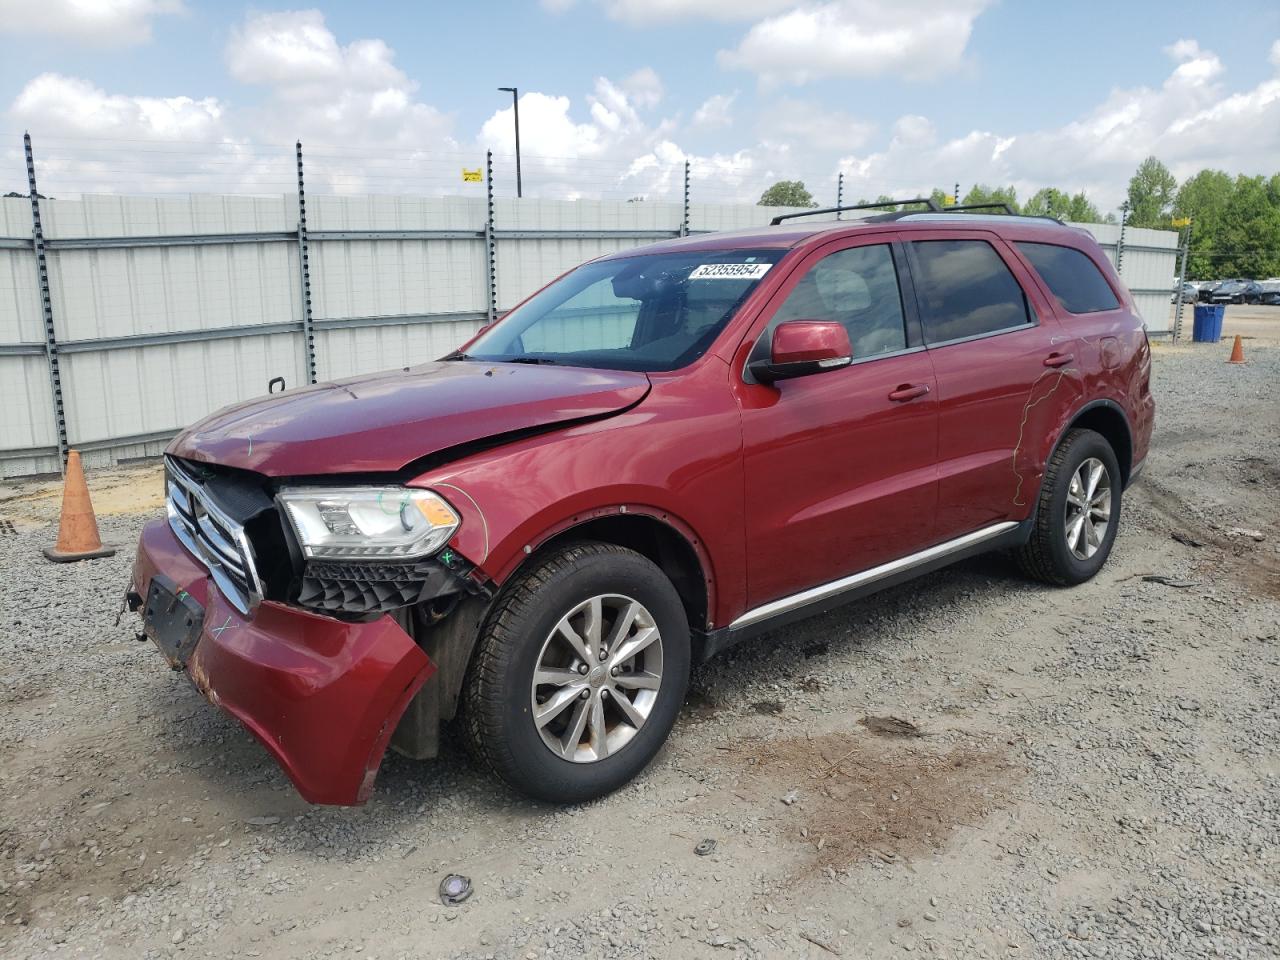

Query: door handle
<box><xmin>888</xmin><ymin>383</ymin><xmax>930</xmax><ymax>402</ymax></box>
<box><xmin>1043</xmin><ymin>352</ymin><xmax>1074</xmax><ymax>368</ymax></box>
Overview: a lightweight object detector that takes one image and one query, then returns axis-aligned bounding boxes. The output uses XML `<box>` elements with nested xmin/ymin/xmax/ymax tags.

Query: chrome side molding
<box><xmin>728</xmin><ymin>521</ymin><xmax>1019</xmax><ymax>631</ymax></box>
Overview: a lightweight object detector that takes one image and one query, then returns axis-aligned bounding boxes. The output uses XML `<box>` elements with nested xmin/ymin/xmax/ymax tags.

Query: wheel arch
<box><xmin>1061</xmin><ymin>399</ymin><xmax>1133</xmax><ymax>486</ymax></box>
<box><xmin>511</xmin><ymin>510</ymin><xmax>713</xmax><ymax>638</ymax></box>
<box><xmin>393</xmin><ymin>510</ymin><xmax>713</xmax><ymax>754</ymax></box>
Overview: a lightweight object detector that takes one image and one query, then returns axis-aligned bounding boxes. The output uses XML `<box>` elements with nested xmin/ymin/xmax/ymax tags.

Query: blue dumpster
<box><xmin>1192</xmin><ymin>304</ymin><xmax>1225</xmax><ymax>342</ymax></box>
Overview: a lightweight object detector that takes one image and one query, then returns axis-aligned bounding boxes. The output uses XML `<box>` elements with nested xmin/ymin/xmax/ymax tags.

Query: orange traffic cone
<box><xmin>43</xmin><ymin>450</ymin><xmax>116</xmax><ymax>562</ymax></box>
<box><xmin>1226</xmin><ymin>335</ymin><xmax>1247</xmax><ymax>364</ymax></box>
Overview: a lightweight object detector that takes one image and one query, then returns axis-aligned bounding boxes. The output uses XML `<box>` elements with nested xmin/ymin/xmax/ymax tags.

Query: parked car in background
<box><xmin>1171</xmin><ymin>281</ymin><xmax>1198</xmax><ymax>304</ymax></box>
<box><xmin>127</xmin><ymin>207</ymin><xmax>1154</xmax><ymax>806</ymax></box>
<box><xmin>1210</xmin><ymin>279</ymin><xmax>1262</xmax><ymax>304</ymax></box>
<box><xmin>1259</xmin><ymin>279</ymin><xmax>1280</xmax><ymax>306</ymax></box>
<box><xmin>1198</xmin><ymin>281</ymin><xmax>1222</xmax><ymax>303</ymax></box>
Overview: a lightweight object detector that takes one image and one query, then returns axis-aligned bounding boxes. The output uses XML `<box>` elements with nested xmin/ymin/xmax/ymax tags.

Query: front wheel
<box><xmin>1015</xmin><ymin>428</ymin><xmax>1122</xmax><ymax>586</ymax></box>
<box><xmin>461</xmin><ymin>541</ymin><xmax>690</xmax><ymax>803</ymax></box>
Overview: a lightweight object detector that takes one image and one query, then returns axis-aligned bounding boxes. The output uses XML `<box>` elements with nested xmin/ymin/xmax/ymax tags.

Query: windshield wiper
<box><xmin>506</xmin><ymin>356</ymin><xmax>559</xmax><ymax>365</ymax></box>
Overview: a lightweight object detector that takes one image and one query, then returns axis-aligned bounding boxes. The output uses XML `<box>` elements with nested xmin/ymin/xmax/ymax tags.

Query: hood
<box><xmin>168</xmin><ymin>361</ymin><xmax>651</xmax><ymax>476</ymax></box>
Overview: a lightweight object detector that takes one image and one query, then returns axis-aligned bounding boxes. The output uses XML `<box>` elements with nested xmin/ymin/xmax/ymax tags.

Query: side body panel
<box><xmin>1004</xmin><ymin>234</ymin><xmax>1154</xmax><ymax>477</ymax></box>
<box><xmin>729</xmin><ymin>234</ymin><xmax>940</xmax><ymax>608</ymax></box>
<box><xmin>904</xmin><ymin>230</ymin><xmax>1080</xmax><ymax>540</ymax></box>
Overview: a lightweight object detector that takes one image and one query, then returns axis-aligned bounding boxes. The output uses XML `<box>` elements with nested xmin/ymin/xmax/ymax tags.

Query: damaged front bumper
<box><xmin>130</xmin><ymin>518</ymin><xmax>436</xmax><ymax>805</ymax></box>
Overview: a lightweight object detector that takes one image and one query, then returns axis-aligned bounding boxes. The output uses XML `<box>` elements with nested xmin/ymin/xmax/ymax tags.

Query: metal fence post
<box><xmin>295</xmin><ymin>141</ymin><xmax>317</xmax><ymax>384</ymax></box>
<box><xmin>836</xmin><ymin>172</ymin><xmax>844</xmax><ymax>220</ymax></box>
<box><xmin>24</xmin><ymin>132</ymin><xmax>68</xmax><ymax>471</ymax></box>
<box><xmin>680</xmin><ymin>160</ymin><xmax>690</xmax><ymax>237</ymax></box>
<box><xmin>1172</xmin><ymin>221</ymin><xmax>1191</xmax><ymax>343</ymax></box>
<box><xmin>484</xmin><ymin>150</ymin><xmax>497</xmax><ymax>322</ymax></box>
<box><xmin>1115</xmin><ymin>201</ymin><xmax>1129</xmax><ymax>277</ymax></box>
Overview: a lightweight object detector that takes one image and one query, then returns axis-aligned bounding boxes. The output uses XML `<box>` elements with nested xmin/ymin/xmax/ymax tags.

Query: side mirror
<box><xmin>749</xmin><ymin>320</ymin><xmax>853</xmax><ymax>384</ymax></box>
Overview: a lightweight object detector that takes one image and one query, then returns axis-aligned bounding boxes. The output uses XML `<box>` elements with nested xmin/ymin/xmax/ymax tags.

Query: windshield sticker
<box><xmin>689</xmin><ymin>263</ymin><xmax>773</xmax><ymax>280</ymax></box>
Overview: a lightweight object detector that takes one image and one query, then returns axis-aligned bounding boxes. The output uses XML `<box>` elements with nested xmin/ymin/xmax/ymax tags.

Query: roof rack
<box><xmin>769</xmin><ymin>198</ymin><xmax>1068</xmax><ymax>228</ymax></box>
<box><xmin>769</xmin><ymin>197</ymin><xmax>941</xmax><ymax>226</ymax></box>
<box><xmin>929</xmin><ymin>203</ymin><xmax>1065</xmax><ymax>225</ymax></box>
<box><xmin>941</xmin><ymin>202</ymin><xmax>1016</xmax><ymax>216</ymax></box>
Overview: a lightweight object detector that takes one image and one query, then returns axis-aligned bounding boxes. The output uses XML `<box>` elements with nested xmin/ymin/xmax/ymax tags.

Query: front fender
<box><xmin>409</xmin><ymin>364</ymin><xmax>747</xmax><ymax>628</ymax></box>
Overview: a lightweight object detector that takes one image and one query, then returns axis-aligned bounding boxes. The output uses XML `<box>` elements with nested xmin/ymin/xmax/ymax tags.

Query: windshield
<box><xmin>463</xmin><ymin>248</ymin><xmax>789</xmax><ymax>372</ymax></box>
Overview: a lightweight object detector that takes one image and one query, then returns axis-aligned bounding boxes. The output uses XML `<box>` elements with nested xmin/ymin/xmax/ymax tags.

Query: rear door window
<box><xmin>909</xmin><ymin>239</ymin><xmax>1032</xmax><ymax>344</ymax></box>
<box><xmin>1016</xmin><ymin>242</ymin><xmax>1120</xmax><ymax>314</ymax></box>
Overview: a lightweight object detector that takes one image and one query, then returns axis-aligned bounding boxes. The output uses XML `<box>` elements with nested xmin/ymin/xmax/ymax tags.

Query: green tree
<box><xmin>1023</xmin><ymin>188</ymin><xmax>1105</xmax><ymax>223</ymax></box>
<box><xmin>960</xmin><ymin>184</ymin><xmax>1020</xmax><ymax>213</ymax></box>
<box><xmin>1174</xmin><ymin>169</ymin><xmax>1233</xmax><ymax>278</ymax></box>
<box><xmin>1215</xmin><ymin>175</ymin><xmax>1280</xmax><ymax>279</ymax></box>
<box><xmin>1125</xmin><ymin>156</ymin><xmax>1177</xmax><ymax>228</ymax></box>
<box><xmin>758</xmin><ymin>180</ymin><xmax>817</xmax><ymax>207</ymax></box>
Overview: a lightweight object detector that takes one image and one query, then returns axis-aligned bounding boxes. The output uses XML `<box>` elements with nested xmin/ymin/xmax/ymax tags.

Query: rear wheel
<box><xmin>461</xmin><ymin>541</ymin><xmax>690</xmax><ymax>803</ymax></box>
<box><xmin>1016</xmin><ymin>428</ymin><xmax>1122</xmax><ymax>586</ymax></box>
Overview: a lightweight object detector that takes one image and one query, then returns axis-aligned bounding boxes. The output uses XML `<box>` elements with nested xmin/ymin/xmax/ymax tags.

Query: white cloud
<box><xmin>754</xmin><ymin>97</ymin><xmax>875</xmax><ymax>152</ymax></box>
<box><xmin>482</xmin><ymin>91</ymin><xmax>603</xmax><ymax>159</ymax></box>
<box><xmin>6</xmin><ymin>10</ymin><xmax>457</xmax><ymax>196</ymax></box>
<box><xmin>691</xmin><ymin>93</ymin><xmax>736</xmax><ymax>129</ymax></box>
<box><xmin>0</xmin><ymin>0</ymin><xmax>184</xmax><ymax>46</ymax></box>
<box><xmin>622</xmin><ymin>68</ymin><xmax>664</xmax><ymax>109</ymax></box>
<box><xmin>719</xmin><ymin>0</ymin><xmax>992</xmax><ymax>85</ymax></box>
<box><xmin>11</xmin><ymin>73</ymin><xmax>223</xmax><ymax>139</ymax></box>
<box><xmin>835</xmin><ymin>37</ymin><xmax>1280</xmax><ymax>212</ymax></box>
<box><xmin>4</xmin><ymin>73</ymin><xmax>291</xmax><ymax>196</ymax></box>
<box><xmin>598</xmin><ymin>0</ymin><xmax>796</xmax><ymax>23</ymax></box>
<box><xmin>889</xmin><ymin>114</ymin><xmax>935</xmax><ymax>147</ymax></box>
<box><xmin>7</xmin><ymin>16</ymin><xmax>1278</xmax><ymax>214</ymax></box>
<box><xmin>225</xmin><ymin>9</ymin><xmax>451</xmax><ymax>151</ymax></box>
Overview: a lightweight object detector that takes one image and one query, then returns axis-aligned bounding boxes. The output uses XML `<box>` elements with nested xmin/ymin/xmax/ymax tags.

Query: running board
<box><xmin>700</xmin><ymin>521</ymin><xmax>1023</xmax><ymax>659</ymax></box>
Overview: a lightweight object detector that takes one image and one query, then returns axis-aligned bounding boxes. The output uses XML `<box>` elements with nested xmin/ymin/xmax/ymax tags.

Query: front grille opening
<box><xmin>165</xmin><ymin>456</ymin><xmax>265</xmax><ymax>615</ymax></box>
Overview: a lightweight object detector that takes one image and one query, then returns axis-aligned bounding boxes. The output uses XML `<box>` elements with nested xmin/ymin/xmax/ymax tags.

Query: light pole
<box><xmin>498</xmin><ymin>86</ymin><xmax>522</xmax><ymax>198</ymax></box>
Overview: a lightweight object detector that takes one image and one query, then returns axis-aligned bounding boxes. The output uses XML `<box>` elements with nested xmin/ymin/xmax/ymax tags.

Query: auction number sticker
<box><xmin>689</xmin><ymin>263</ymin><xmax>773</xmax><ymax>280</ymax></box>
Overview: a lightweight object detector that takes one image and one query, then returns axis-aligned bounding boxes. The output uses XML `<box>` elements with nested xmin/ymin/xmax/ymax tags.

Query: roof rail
<box><xmin>769</xmin><ymin>197</ymin><xmax>941</xmax><ymax>226</ymax></box>
<box><xmin>942</xmin><ymin>202</ymin><xmax>1017</xmax><ymax>216</ymax></box>
<box><xmin>936</xmin><ymin>202</ymin><xmax>1065</xmax><ymax>225</ymax></box>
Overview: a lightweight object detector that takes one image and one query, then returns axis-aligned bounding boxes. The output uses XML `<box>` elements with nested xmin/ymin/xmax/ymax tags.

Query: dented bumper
<box><xmin>130</xmin><ymin>519</ymin><xmax>435</xmax><ymax>805</ymax></box>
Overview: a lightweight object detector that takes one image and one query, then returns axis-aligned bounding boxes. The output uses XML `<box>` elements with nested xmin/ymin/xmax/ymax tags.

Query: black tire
<box><xmin>461</xmin><ymin>541</ymin><xmax>690</xmax><ymax>803</ymax></box>
<box><xmin>1015</xmin><ymin>428</ymin><xmax>1122</xmax><ymax>586</ymax></box>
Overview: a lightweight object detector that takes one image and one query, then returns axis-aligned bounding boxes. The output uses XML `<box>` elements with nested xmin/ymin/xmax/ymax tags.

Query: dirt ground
<box><xmin>1</xmin><ymin>308</ymin><xmax>1277</xmax><ymax>960</ymax></box>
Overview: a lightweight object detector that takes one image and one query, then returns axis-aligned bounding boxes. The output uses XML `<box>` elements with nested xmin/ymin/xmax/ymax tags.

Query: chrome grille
<box><xmin>165</xmin><ymin>456</ymin><xmax>263</xmax><ymax>615</ymax></box>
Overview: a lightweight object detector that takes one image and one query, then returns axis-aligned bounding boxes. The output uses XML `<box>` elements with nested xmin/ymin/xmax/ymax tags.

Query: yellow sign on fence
<box><xmin>462</xmin><ymin>168</ymin><xmax>483</xmax><ymax>183</ymax></box>
<box><xmin>1171</xmin><ymin>216</ymin><xmax>1191</xmax><ymax>227</ymax></box>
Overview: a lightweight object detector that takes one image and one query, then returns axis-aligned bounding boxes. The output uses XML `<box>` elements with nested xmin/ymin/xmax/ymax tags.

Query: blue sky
<box><xmin>1</xmin><ymin>0</ymin><xmax>1278</xmax><ymax>209</ymax></box>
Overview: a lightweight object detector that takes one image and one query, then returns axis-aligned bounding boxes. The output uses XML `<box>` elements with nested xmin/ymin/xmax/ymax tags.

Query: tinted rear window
<box><xmin>910</xmin><ymin>239</ymin><xmax>1031</xmax><ymax>344</ymax></box>
<box><xmin>1017</xmin><ymin>242</ymin><xmax>1120</xmax><ymax>314</ymax></box>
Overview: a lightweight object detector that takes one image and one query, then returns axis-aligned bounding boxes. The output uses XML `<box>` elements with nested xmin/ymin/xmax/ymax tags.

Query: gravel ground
<box><xmin>1</xmin><ymin>324</ymin><xmax>1277</xmax><ymax>960</ymax></box>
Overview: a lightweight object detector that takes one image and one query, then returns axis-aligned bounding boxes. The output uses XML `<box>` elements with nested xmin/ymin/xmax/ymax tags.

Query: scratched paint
<box><xmin>1010</xmin><ymin>367</ymin><xmax>1077</xmax><ymax>507</ymax></box>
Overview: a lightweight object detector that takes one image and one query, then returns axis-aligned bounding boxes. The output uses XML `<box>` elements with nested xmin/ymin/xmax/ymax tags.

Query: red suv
<box><xmin>128</xmin><ymin>206</ymin><xmax>1153</xmax><ymax>805</ymax></box>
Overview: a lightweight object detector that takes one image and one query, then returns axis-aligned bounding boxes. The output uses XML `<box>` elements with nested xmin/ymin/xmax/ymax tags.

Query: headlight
<box><xmin>277</xmin><ymin>487</ymin><xmax>460</xmax><ymax>560</ymax></box>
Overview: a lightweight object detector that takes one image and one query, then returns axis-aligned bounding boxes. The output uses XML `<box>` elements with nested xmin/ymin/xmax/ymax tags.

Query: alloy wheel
<box><xmin>1064</xmin><ymin>456</ymin><xmax>1112</xmax><ymax>560</ymax></box>
<box><xmin>529</xmin><ymin>594</ymin><xmax>664</xmax><ymax>763</ymax></box>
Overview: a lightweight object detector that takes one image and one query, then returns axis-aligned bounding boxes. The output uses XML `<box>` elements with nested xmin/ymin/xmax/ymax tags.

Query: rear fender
<box><xmin>1033</xmin><ymin>398</ymin><xmax>1134</xmax><ymax>504</ymax></box>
